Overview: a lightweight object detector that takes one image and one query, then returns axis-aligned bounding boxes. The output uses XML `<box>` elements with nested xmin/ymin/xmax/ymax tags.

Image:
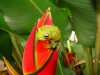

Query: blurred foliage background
<box><xmin>0</xmin><ymin>0</ymin><xmax>98</xmax><ymax>75</ymax></box>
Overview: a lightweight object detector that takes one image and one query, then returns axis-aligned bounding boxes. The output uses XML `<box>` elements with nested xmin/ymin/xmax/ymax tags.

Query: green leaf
<box><xmin>72</xmin><ymin>43</ymin><xmax>95</xmax><ymax>61</ymax></box>
<box><xmin>3</xmin><ymin>57</ymin><xmax>19</xmax><ymax>75</ymax></box>
<box><xmin>0</xmin><ymin>0</ymin><xmax>41</xmax><ymax>34</ymax></box>
<box><xmin>71</xmin><ymin>43</ymin><xmax>84</xmax><ymax>61</ymax></box>
<box><xmin>51</xmin><ymin>0</ymin><xmax>96</xmax><ymax>47</ymax></box>
<box><xmin>0</xmin><ymin>0</ymin><xmax>71</xmax><ymax>40</ymax></box>
<box><xmin>0</xmin><ymin>29</ymin><xmax>13</xmax><ymax>60</ymax></box>
<box><xmin>9</xmin><ymin>32</ymin><xmax>24</xmax><ymax>69</ymax></box>
<box><xmin>0</xmin><ymin>13</ymin><xmax>10</xmax><ymax>30</ymax></box>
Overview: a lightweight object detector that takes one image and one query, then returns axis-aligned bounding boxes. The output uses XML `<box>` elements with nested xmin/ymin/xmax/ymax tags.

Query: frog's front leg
<box><xmin>46</xmin><ymin>40</ymin><xmax>58</xmax><ymax>49</ymax></box>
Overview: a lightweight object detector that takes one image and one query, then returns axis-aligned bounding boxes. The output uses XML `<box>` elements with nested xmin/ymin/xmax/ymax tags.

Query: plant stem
<box><xmin>9</xmin><ymin>32</ymin><xmax>23</xmax><ymax>69</ymax></box>
<box><xmin>83</xmin><ymin>47</ymin><xmax>93</xmax><ymax>75</ymax></box>
<box><xmin>57</xmin><ymin>58</ymin><xmax>64</xmax><ymax>75</ymax></box>
<box><xmin>29</xmin><ymin>0</ymin><xmax>43</xmax><ymax>15</ymax></box>
<box><xmin>67</xmin><ymin>40</ymin><xmax>72</xmax><ymax>52</ymax></box>
<box><xmin>94</xmin><ymin>2</ymin><xmax>100</xmax><ymax>75</ymax></box>
<box><xmin>90</xmin><ymin>48</ymin><xmax>93</xmax><ymax>74</ymax></box>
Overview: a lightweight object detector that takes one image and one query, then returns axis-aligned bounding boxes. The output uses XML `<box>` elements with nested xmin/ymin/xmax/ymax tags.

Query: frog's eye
<box><xmin>44</xmin><ymin>33</ymin><xmax>49</xmax><ymax>39</ymax></box>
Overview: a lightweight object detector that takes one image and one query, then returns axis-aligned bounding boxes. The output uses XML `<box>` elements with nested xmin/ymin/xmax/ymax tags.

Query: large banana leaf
<box><xmin>50</xmin><ymin>0</ymin><xmax>96</xmax><ymax>47</ymax></box>
<box><xmin>0</xmin><ymin>0</ymin><xmax>41</xmax><ymax>34</ymax></box>
<box><xmin>0</xmin><ymin>13</ymin><xmax>10</xmax><ymax>30</ymax></box>
<box><xmin>0</xmin><ymin>0</ymin><xmax>71</xmax><ymax>40</ymax></box>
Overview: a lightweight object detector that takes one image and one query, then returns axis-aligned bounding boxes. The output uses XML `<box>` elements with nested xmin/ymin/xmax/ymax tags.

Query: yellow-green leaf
<box><xmin>3</xmin><ymin>57</ymin><xmax>19</xmax><ymax>75</ymax></box>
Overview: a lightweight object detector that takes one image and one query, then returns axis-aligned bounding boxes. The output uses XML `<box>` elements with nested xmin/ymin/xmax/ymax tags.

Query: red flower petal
<box><xmin>38</xmin><ymin>9</ymin><xmax>49</xmax><ymax>28</ymax></box>
<box><xmin>36</xmin><ymin>40</ymin><xmax>53</xmax><ymax>68</ymax></box>
<box><xmin>22</xmin><ymin>24</ymin><xmax>37</xmax><ymax>74</ymax></box>
<box><xmin>45</xmin><ymin>9</ymin><xmax>52</xmax><ymax>25</ymax></box>
<box><xmin>67</xmin><ymin>52</ymin><xmax>74</xmax><ymax>64</ymax></box>
<box><xmin>63</xmin><ymin>52</ymin><xmax>74</xmax><ymax>66</ymax></box>
<box><xmin>37</xmin><ymin>50</ymin><xmax>58</xmax><ymax>75</ymax></box>
<box><xmin>38</xmin><ymin>8</ymin><xmax>52</xmax><ymax>28</ymax></box>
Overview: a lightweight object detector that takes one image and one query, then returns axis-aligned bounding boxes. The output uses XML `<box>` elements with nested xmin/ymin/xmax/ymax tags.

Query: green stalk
<box><xmin>83</xmin><ymin>47</ymin><xmax>93</xmax><ymax>75</ymax></box>
<box><xmin>67</xmin><ymin>40</ymin><xmax>72</xmax><ymax>52</ymax></box>
<box><xmin>29</xmin><ymin>0</ymin><xmax>43</xmax><ymax>15</ymax></box>
<box><xmin>94</xmin><ymin>2</ymin><xmax>100</xmax><ymax>75</ymax></box>
<box><xmin>9</xmin><ymin>32</ymin><xmax>23</xmax><ymax>69</ymax></box>
<box><xmin>9</xmin><ymin>33</ymin><xmax>22</xmax><ymax>60</ymax></box>
<box><xmin>57</xmin><ymin>58</ymin><xmax>64</xmax><ymax>75</ymax></box>
<box><xmin>12</xmin><ymin>48</ymin><xmax>22</xmax><ymax>69</ymax></box>
<box><xmin>90</xmin><ymin>48</ymin><xmax>93</xmax><ymax>75</ymax></box>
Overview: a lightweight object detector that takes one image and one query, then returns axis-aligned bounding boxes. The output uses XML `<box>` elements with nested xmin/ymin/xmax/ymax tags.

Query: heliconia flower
<box><xmin>22</xmin><ymin>8</ymin><xmax>58</xmax><ymax>75</ymax></box>
<box><xmin>63</xmin><ymin>52</ymin><xmax>74</xmax><ymax>66</ymax></box>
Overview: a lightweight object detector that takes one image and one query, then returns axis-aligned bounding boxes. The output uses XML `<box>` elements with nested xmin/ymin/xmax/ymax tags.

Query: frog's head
<box><xmin>36</xmin><ymin>25</ymin><xmax>61</xmax><ymax>41</ymax></box>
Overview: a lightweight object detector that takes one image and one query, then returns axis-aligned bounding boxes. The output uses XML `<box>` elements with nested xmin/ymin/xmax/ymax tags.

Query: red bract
<box><xmin>37</xmin><ymin>50</ymin><xmax>58</xmax><ymax>75</ymax></box>
<box><xmin>36</xmin><ymin>40</ymin><xmax>53</xmax><ymax>68</ymax></box>
<box><xmin>22</xmin><ymin>24</ymin><xmax>37</xmax><ymax>74</ymax></box>
<box><xmin>63</xmin><ymin>52</ymin><xmax>74</xmax><ymax>66</ymax></box>
<box><xmin>36</xmin><ymin>40</ymin><xmax>58</xmax><ymax>75</ymax></box>
<box><xmin>22</xmin><ymin>8</ymin><xmax>58</xmax><ymax>75</ymax></box>
<box><xmin>38</xmin><ymin>8</ymin><xmax>52</xmax><ymax>28</ymax></box>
